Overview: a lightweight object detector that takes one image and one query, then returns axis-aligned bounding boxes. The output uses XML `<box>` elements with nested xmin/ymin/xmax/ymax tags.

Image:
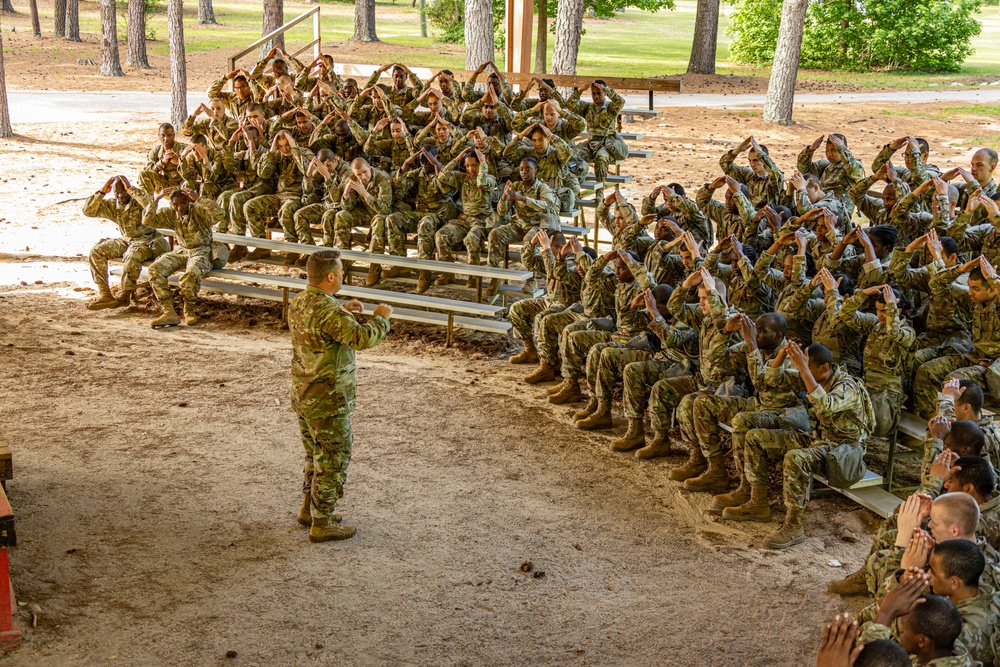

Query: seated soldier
<box><xmin>797</xmin><ymin>133</ymin><xmax>865</xmax><ymax>219</ymax></box>
<box><xmin>823</xmin><ymin>224</ymin><xmax>898</xmax><ymax>288</ymax></box>
<box><xmin>485</xmin><ymin>158</ymin><xmax>560</xmax><ymax>297</ymax></box>
<box><xmin>330</xmin><ymin>157</ymin><xmax>394</xmax><ymax>253</ymax></box>
<box><xmin>348</xmin><ymin>86</ymin><xmax>399</xmax><ymax>138</ymax></box>
<box><xmin>403</xmin><ymin>87</ymin><xmax>460</xmax><ymax>132</ymax></box>
<box><xmin>873</xmin><ymin>135</ymin><xmax>941</xmax><ymax>196</ymax></box>
<box><xmin>218</xmin><ymin>125</ymin><xmax>273</xmax><ymax>262</ymax></box>
<box><xmin>705</xmin><ymin>235</ymin><xmax>774</xmax><ymax>319</ymax></box>
<box><xmin>143</xmin><ymin>187</ymin><xmax>220</xmax><ymax>328</ymax></box>
<box><xmin>463</xmin><ymin>61</ymin><xmax>514</xmax><ymax>106</ymax></box>
<box><xmin>646</xmin><ymin>184</ymin><xmax>713</xmax><ymax>247</ymax></box>
<box><xmin>510</xmin><ymin>76</ymin><xmax>564</xmax><ymax>113</ymax></box>
<box><xmin>789</xmin><ymin>171</ymin><xmax>850</xmax><ymax>232</ymax></box>
<box><xmin>248</xmin><ymin>46</ymin><xmax>303</xmax><ymax>92</ymax></box>
<box><xmin>720</xmin><ymin>136</ymin><xmax>784</xmax><ymax>209</ymax></box>
<box><xmin>595</xmin><ymin>191</ymin><xmax>650</xmax><ymax>253</ymax></box>
<box><xmin>293</xmin><ymin>149</ymin><xmax>353</xmax><ymax>253</ymax></box>
<box><xmin>207</xmin><ymin>68</ymin><xmax>257</xmax><ymax>119</ymax></box>
<box><xmin>949</xmin><ymin>149</ymin><xmax>998</xmax><ymax>219</ymax></box>
<box><xmin>243</xmin><ymin>130</ymin><xmax>315</xmax><ymax>265</ymax></box>
<box><xmin>139</xmin><ymin>123</ymin><xmax>187</xmax><ymax>196</ymax></box>
<box><xmin>782</xmin><ymin>267</ymin><xmax>864</xmax><ymax>376</ymax></box>
<box><xmin>414</xmin><ymin>116</ymin><xmax>463</xmax><ymax>166</ymax></box>
<box><xmin>914</xmin><ymin>256</ymin><xmax>1000</xmax><ymax>418</ymax></box>
<box><xmin>698</xmin><ymin>176</ymin><xmax>757</xmax><ymax>249</ymax></box>
<box><xmin>735</xmin><ymin>342</ymin><xmax>875</xmax><ymax>549</ymax></box>
<box><xmin>948</xmin><ymin>190</ymin><xmax>1000</xmax><ymax>267</ymax></box>
<box><xmin>565</xmin><ymin>80</ymin><xmax>627</xmax><ymax>194</ymax></box>
<box><xmin>366</xmin><ymin>63</ymin><xmax>424</xmax><ymax>110</ymax></box>
<box><xmin>181</xmin><ymin>99</ymin><xmax>237</xmax><ymax>151</ymax></box>
<box><xmin>893</xmin><ymin>176</ymin><xmax>959</xmax><ymax>238</ymax></box>
<box><xmin>460</xmin><ymin>87</ymin><xmax>514</xmax><ymax>144</ymax></box>
<box><xmin>937</xmin><ymin>379</ymin><xmax>1000</xmax><ymax>463</ymax></box>
<box><xmin>848</xmin><ymin>163</ymin><xmax>910</xmax><ymax>231</ymax></box>
<box><xmin>363</xmin><ymin>117</ymin><xmax>416</xmax><ymax>174</ymax></box>
<box><xmin>943</xmin><ymin>456</ymin><xmax>1000</xmax><ymax>548</ymax></box>
<box><xmin>83</xmin><ymin>175</ymin><xmax>168</xmax><ymax>310</ymax></box>
<box><xmin>815</xmin><ymin>613</ymin><xmax>910</xmax><ymax>667</ymax></box>
<box><xmin>503</xmin><ymin>123</ymin><xmax>575</xmax><ymax>214</ymax></box>
<box><xmin>260</xmin><ymin>75</ymin><xmax>302</xmax><ymax>119</ymax></box>
<box><xmin>179</xmin><ymin>134</ymin><xmax>231</xmax><ymax>200</ymax></box>
<box><xmin>758</xmin><ymin>230</ymin><xmax>814</xmax><ymax>343</ymax></box>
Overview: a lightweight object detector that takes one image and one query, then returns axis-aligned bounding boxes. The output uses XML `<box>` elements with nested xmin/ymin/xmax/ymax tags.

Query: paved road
<box><xmin>9</xmin><ymin>87</ymin><xmax>1000</xmax><ymax>123</ymax></box>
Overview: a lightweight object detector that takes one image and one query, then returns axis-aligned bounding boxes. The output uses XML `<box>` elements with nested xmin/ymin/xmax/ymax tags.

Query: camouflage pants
<box><xmin>244</xmin><ymin>194</ymin><xmax>304</xmax><ymax>242</ymax></box>
<box><xmin>298</xmin><ymin>413</ymin><xmax>353</xmax><ymax>520</ymax></box>
<box><xmin>509</xmin><ymin>297</ymin><xmax>564</xmax><ymax>343</ymax></box>
<box><xmin>487</xmin><ymin>221</ymin><xmax>536</xmax><ymax>268</ymax></box>
<box><xmin>914</xmin><ymin>353</ymin><xmax>991</xmax><ymax>418</ymax></box>
<box><xmin>559</xmin><ymin>318</ymin><xmax>616</xmax><ymax>379</ymax></box>
<box><xmin>743</xmin><ymin>428</ymin><xmax>828</xmax><ymax>510</ymax></box>
<box><xmin>577</xmin><ymin>136</ymin><xmax>629</xmax><ymax>184</ymax></box>
<box><xmin>648</xmin><ymin>375</ymin><xmax>702</xmax><ymax>434</ymax></box>
<box><xmin>913</xmin><ymin>330</ymin><xmax>974</xmax><ymax>368</ymax></box>
<box><xmin>217</xmin><ymin>182</ymin><xmax>274</xmax><ymax>236</ymax></box>
<box><xmin>592</xmin><ymin>345</ymin><xmax>654</xmax><ymax>403</ymax></box>
<box><xmin>622</xmin><ymin>359</ymin><xmax>693</xmax><ymax>421</ymax></box>
<box><xmin>89</xmin><ymin>236</ymin><xmax>167</xmax><ymax>291</ymax></box>
<box><xmin>292</xmin><ymin>203</ymin><xmax>329</xmax><ymax>247</ymax></box>
<box><xmin>725</xmin><ymin>409</ymin><xmax>810</xmax><ymax>481</ymax></box>
<box><xmin>387</xmin><ymin>204</ymin><xmax>458</xmax><ymax>258</ymax></box>
<box><xmin>138</xmin><ymin>169</ymin><xmax>183</xmax><ymax>196</ymax></box>
<box><xmin>332</xmin><ymin>208</ymin><xmax>376</xmax><ymax>250</ymax></box>
<box><xmin>536</xmin><ymin>304</ymin><xmax>586</xmax><ymax>365</ymax></box>
<box><xmin>692</xmin><ymin>395</ymin><xmax>749</xmax><ymax>459</ymax></box>
<box><xmin>148</xmin><ymin>247</ymin><xmax>213</xmax><ymax>303</ymax></box>
<box><xmin>435</xmin><ymin>213</ymin><xmax>497</xmax><ymax>263</ymax></box>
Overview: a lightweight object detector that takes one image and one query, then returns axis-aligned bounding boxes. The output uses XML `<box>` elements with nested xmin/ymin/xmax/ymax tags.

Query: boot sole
<box><xmin>667</xmin><ymin>469</ymin><xmax>707</xmax><ymax>482</ymax></box>
<box><xmin>610</xmin><ymin>440</ymin><xmax>645</xmax><ymax>452</ymax></box>
<box><xmin>576</xmin><ymin>421</ymin><xmax>613</xmax><ymax>431</ymax></box>
<box><xmin>151</xmin><ymin>320</ymin><xmax>181</xmax><ymax>329</ymax></box>
<box><xmin>711</xmin><ymin>499</ymin><xmax>750</xmax><ymax>511</ymax></box>
<box><xmin>635</xmin><ymin>448</ymin><xmax>674</xmax><ymax>460</ymax></box>
<box><xmin>548</xmin><ymin>394</ymin><xmax>583</xmax><ymax>405</ymax></box>
<box><xmin>764</xmin><ymin>535</ymin><xmax>806</xmax><ymax>549</ymax></box>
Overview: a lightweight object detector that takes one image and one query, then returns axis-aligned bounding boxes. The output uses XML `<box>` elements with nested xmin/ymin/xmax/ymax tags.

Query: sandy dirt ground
<box><xmin>0</xmin><ymin>100</ymin><xmax>997</xmax><ymax>664</ymax></box>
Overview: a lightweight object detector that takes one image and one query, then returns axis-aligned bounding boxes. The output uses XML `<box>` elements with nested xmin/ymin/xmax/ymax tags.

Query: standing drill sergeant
<box><xmin>329</xmin><ymin>158</ymin><xmax>394</xmax><ymax>251</ymax></box>
<box><xmin>797</xmin><ymin>133</ymin><xmax>866</xmax><ymax>220</ymax></box>
<box><xmin>289</xmin><ymin>250</ymin><xmax>393</xmax><ymax>543</ymax></box>
<box><xmin>83</xmin><ymin>175</ymin><xmax>169</xmax><ymax>310</ymax></box>
<box><xmin>139</xmin><ymin>123</ymin><xmax>187</xmax><ymax>196</ymax></box>
<box><xmin>244</xmin><ymin>131</ymin><xmax>315</xmax><ymax>265</ymax></box>
<box><xmin>144</xmin><ymin>187</ymin><xmax>220</xmax><ymax>328</ymax></box>
<box><xmin>737</xmin><ymin>341</ymin><xmax>874</xmax><ymax>549</ymax></box>
<box><xmin>720</xmin><ymin>136</ymin><xmax>784</xmax><ymax>208</ymax></box>
<box><xmin>431</xmin><ymin>147</ymin><xmax>498</xmax><ymax>287</ymax></box>
<box><xmin>484</xmin><ymin>158</ymin><xmax>560</xmax><ymax>297</ymax></box>
<box><xmin>565</xmin><ymin>80</ymin><xmax>627</xmax><ymax>194</ymax></box>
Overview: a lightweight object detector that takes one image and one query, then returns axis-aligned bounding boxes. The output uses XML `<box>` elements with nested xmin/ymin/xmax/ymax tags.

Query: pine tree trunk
<box><xmin>763</xmin><ymin>0</ymin><xmax>808</xmax><ymax>125</ymax></box>
<box><xmin>169</xmin><ymin>0</ymin><xmax>187</xmax><ymax>128</ymax></box>
<box><xmin>259</xmin><ymin>0</ymin><xmax>284</xmax><ymax>57</ymax></box>
<box><xmin>534</xmin><ymin>0</ymin><xmax>547</xmax><ymax>73</ymax></box>
<box><xmin>464</xmin><ymin>0</ymin><xmax>492</xmax><ymax>69</ymax></box>
<box><xmin>29</xmin><ymin>0</ymin><xmax>42</xmax><ymax>36</ymax></box>
<box><xmin>1</xmin><ymin>0</ymin><xmax>14</xmax><ymax>13</ymax></box>
<box><xmin>686</xmin><ymin>0</ymin><xmax>719</xmax><ymax>74</ymax></box>
<box><xmin>418</xmin><ymin>0</ymin><xmax>426</xmax><ymax>38</ymax></box>
<box><xmin>0</xmin><ymin>28</ymin><xmax>11</xmax><ymax>138</ymax></box>
<box><xmin>65</xmin><ymin>0</ymin><xmax>81</xmax><ymax>41</ymax></box>
<box><xmin>54</xmin><ymin>0</ymin><xmax>67</xmax><ymax>36</ymax></box>
<box><xmin>99</xmin><ymin>0</ymin><xmax>125</xmax><ymax>76</ymax></box>
<box><xmin>198</xmin><ymin>0</ymin><xmax>216</xmax><ymax>24</ymax></box>
<box><xmin>352</xmin><ymin>0</ymin><xmax>378</xmax><ymax>42</ymax></box>
<box><xmin>551</xmin><ymin>0</ymin><xmax>583</xmax><ymax>75</ymax></box>
<box><xmin>126</xmin><ymin>0</ymin><xmax>150</xmax><ymax>68</ymax></box>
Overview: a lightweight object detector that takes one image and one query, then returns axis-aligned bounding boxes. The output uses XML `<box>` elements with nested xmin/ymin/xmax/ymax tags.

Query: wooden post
<box><xmin>281</xmin><ymin>287</ymin><xmax>289</xmax><ymax>322</ymax></box>
<box><xmin>446</xmin><ymin>313</ymin><xmax>454</xmax><ymax>347</ymax></box>
<box><xmin>505</xmin><ymin>0</ymin><xmax>533</xmax><ymax>76</ymax></box>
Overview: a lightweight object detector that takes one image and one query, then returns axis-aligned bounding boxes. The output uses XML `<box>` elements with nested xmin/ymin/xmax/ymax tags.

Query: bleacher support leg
<box><xmin>281</xmin><ymin>287</ymin><xmax>289</xmax><ymax>323</ymax></box>
<box><xmin>475</xmin><ymin>277</ymin><xmax>483</xmax><ymax>304</ymax></box>
<box><xmin>885</xmin><ymin>431</ymin><xmax>898</xmax><ymax>492</ymax></box>
<box><xmin>648</xmin><ymin>90</ymin><xmax>653</xmax><ymax>111</ymax></box>
<box><xmin>446</xmin><ymin>313</ymin><xmax>454</xmax><ymax>348</ymax></box>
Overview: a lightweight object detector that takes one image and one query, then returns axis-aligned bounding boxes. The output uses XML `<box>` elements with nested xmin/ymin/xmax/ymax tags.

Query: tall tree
<box><xmin>0</xmin><ymin>27</ymin><xmax>10</xmax><ymax>139</ymax></box>
<box><xmin>98</xmin><ymin>0</ymin><xmax>124</xmax><ymax>76</ymax></box>
<box><xmin>464</xmin><ymin>0</ymin><xmax>492</xmax><ymax>69</ymax></box>
<box><xmin>551</xmin><ymin>0</ymin><xmax>583</xmax><ymax>74</ymax></box>
<box><xmin>126</xmin><ymin>0</ymin><xmax>150</xmax><ymax>68</ymax></box>
<box><xmin>763</xmin><ymin>0</ymin><xmax>808</xmax><ymax>124</ymax></box>
<box><xmin>29</xmin><ymin>0</ymin><xmax>42</xmax><ymax>36</ymax></box>
<box><xmin>1</xmin><ymin>0</ymin><xmax>14</xmax><ymax>13</ymax></box>
<box><xmin>534</xmin><ymin>0</ymin><xmax>547</xmax><ymax>73</ymax></box>
<box><xmin>198</xmin><ymin>0</ymin><xmax>216</xmax><ymax>24</ymax></box>
<box><xmin>54</xmin><ymin>0</ymin><xmax>66</xmax><ymax>36</ymax></box>
<box><xmin>260</xmin><ymin>0</ymin><xmax>284</xmax><ymax>57</ymax></box>
<box><xmin>65</xmin><ymin>0</ymin><xmax>81</xmax><ymax>41</ymax></box>
<box><xmin>687</xmin><ymin>0</ymin><xmax>719</xmax><ymax>73</ymax></box>
<box><xmin>168</xmin><ymin>0</ymin><xmax>187</xmax><ymax>128</ymax></box>
<box><xmin>352</xmin><ymin>0</ymin><xmax>378</xmax><ymax>42</ymax></box>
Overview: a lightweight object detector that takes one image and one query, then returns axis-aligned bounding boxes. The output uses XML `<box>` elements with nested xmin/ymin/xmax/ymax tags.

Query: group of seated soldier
<box><xmin>82</xmin><ymin>48</ymin><xmax>634</xmax><ymax>328</ymax></box>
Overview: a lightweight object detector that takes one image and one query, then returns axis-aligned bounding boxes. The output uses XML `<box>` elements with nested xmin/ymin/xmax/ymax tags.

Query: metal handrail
<box><xmin>227</xmin><ymin>6</ymin><xmax>321</xmax><ymax>73</ymax></box>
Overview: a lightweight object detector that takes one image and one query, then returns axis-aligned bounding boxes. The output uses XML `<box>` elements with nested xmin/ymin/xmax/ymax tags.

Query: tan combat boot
<box><xmin>465</xmin><ymin>276</ymin><xmax>478</xmax><ymax>289</ymax></box>
<box><xmin>116</xmin><ymin>290</ymin><xmax>134</xmax><ymax>307</ymax></box>
<box><xmin>183</xmin><ymin>301</ymin><xmax>200</xmax><ymax>326</ymax></box>
<box><xmin>763</xmin><ymin>507</ymin><xmax>806</xmax><ymax>549</ymax></box>
<box><xmin>365</xmin><ymin>263</ymin><xmax>382</xmax><ymax>286</ymax></box>
<box><xmin>227</xmin><ymin>245</ymin><xmax>248</xmax><ymax>263</ymax></box>
<box><xmin>295</xmin><ymin>254</ymin><xmax>309</xmax><ymax>267</ymax></box>
<box><xmin>548</xmin><ymin>378</ymin><xmax>583</xmax><ymax>405</ymax></box>
<box><xmin>576</xmin><ymin>400</ymin><xmax>613</xmax><ymax>430</ymax></box>
<box><xmin>683</xmin><ymin>454</ymin><xmax>731</xmax><ymax>493</ymax></box>
<box><xmin>151</xmin><ymin>300</ymin><xmax>181</xmax><ymax>328</ymax></box>
<box><xmin>416</xmin><ymin>271</ymin><xmax>432</xmax><ymax>294</ymax></box>
<box><xmin>383</xmin><ymin>266</ymin><xmax>409</xmax><ymax>279</ymax></box>
<box><xmin>546</xmin><ymin>382</ymin><xmax>565</xmax><ymax>395</ymax></box>
<box><xmin>711</xmin><ymin>477</ymin><xmax>751</xmax><ymax>510</ymax></box>
<box><xmin>827</xmin><ymin>567</ymin><xmax>868</xmax><ymax>596</ymax></box>
<box><xmin>484</xmin><ymin>278</ymin><xmax>501</xmax><ymax>297</ymax></box>
<box><xmin>667</xmin><ymin>446</ymin><xmax>707</xmax><ymax>482</ymax></box>
<box><xmin>510</xmin><ymin>342</ymin><xmax>539</xmax><ymax>365</ymax></box>
<box><xmin>284</xmin><ymin>253</ymin><xmax>301</xmax><ymax>266</ymax></box>
<box><xmin>87</xmin><ymin>285</ymin><xmax>119</xmax><ymax>310</ymax></box>
<box><xmin>572</xmin><ymin>395</ymin><xmax>599</xmax><ymax>421</ymax></box>
<box><xmin>610</xmin><ymin>419</ymin><xmax>645</xmax><ymax>452</ymax></box>
<box><xmin>635</xmin><ymin>431</ymin><xmax>674</xmax><ymax>459</ymax></box>
<box><xmin>524</xmin><ymin>360</ymin><xmax>556</xmax><ymax>384</ymax></box>
<box><xmin>246</xmin><ymin>247</ymin><xmax>271</xmax><ymax>260</ymax></box>
<box><xmin>309</xmin><ymin>517</ymin><xmax>356</xmax><ymax>543</ymax></box>
<box><xmin>434</xmin><ymin>274</ymin><xmax>451</xmax><ymax>287</ymax></box>
<box><xmin>298</xmin><ymin>494</ymin><xmax>339</xmax><ymax>526</ymax></box>
<box><xmin>722</xmin><ymin>485</ymin><xmax>772</xmax><ymax>522</ymax></box>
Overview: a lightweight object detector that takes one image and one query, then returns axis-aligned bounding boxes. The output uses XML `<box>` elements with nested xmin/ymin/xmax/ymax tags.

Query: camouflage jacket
<box><xmin>566</xmin><ymin>86</ymin><xmax>624</xmax><ymax>141</ymax></box>
<box><xmin>696</xmin><ymin>186</ymin><xmax>756</xmax><ymax>249</ymax></box>
<box><xmin>503</xmin><ymin>136</ymin><xmax>572</xmax><ymax>192</ymax></box>
<box><xmin>667</xmin><ymin>280</ymin><xmax>742</xmax><ymax>386</ymax></box>
<box><xmin>537</xmin><ymin>247</ymin><xmax>581</xmax><ymax>307</ymax></box>
<box><xmin>142</xmin><ymin>200</ymin><xmax>217</xmax><ymax>251</ymax></box>
<box><xmin>511</xmin><ymin>110</ymin><xmax>585</xmax><ymax>144</ymax></box>
<box><xmin>891</xmin><ymin>190</ymin><xmax>948</xmax><ymax>242</ymax></box>
<box><xmin>181</xmin><ymin>114</ymin><xmax>237</xmax><ymax>151</ymax></box>
<box><xmin>363</xmin><ymin>135</ymin><xmax>416</xmax><ymax>174</ymax></box>
<box><xmin>497</xmin><ymin>179</ymin><xmax>559</xmax><ymax>230</ymax></box>
<box><xmin>955</xmin><ymin>589</ymin><xmax>1000</xmax><ymax>667</ymax></box>
<box><xmin>936</xmin><ymin>394</ymin><xmax>1000</xmax><ymax>467</ymax></box>
<box><xmin>207</xmin><ymin>76</ymin><xmax>256</xmax><ymax>118</ymax></box>
<box><xmin>782</xmin><ymin>284</ymin><xmax>864</xmax><ymax>375</ymax></box>
<box><xmin>859</xmin><ymin>623</ymin><xmax>977</xmax><ymax>666</ymax></box>
<box><xmin>797</xmin><ymin>142</ymin><xmax>865</xmax><ymax>211</ymax></box>
<box><xmin>924</xmin><ymin>260</ymin><xmax>974</xmax><ymax>338</ymax></box>
<box><xmin>576</xmin><ymin>252</ymin><xmax>617</xmax><ymax>319</ymax></box>
<box><xmin>289</xmin><ymin>286</ymin><xmax>390</xmax><ymax>418</ymax></box>
<box><xmin>258</xmin><ymin>147</ymin><xmax>315</xmax><ymax>200</ymax></box>
<box><xmin>438</xmin><ymin>157</ymin><xmax>497</xmax><ymax>219</ymax></box>
<box><xmin>806</xmin><ymin>364</ymin><xmax>874</xmax><ymax>445</ymax></box>
<box><xmin>872</xmin><ymin>143</ymin><xmax>940</xmax><ymax>192</ymax></box>
<box><xmin>839</xmin><ymin>294</ymin><xmax>915</xmax><ymax>400</ymax></box>
<box><xmin>719</xmin><ymin>148</ymin><xmax>784</xmax><ymax>208</ymax></box>
<box><xmin>745</xmin><ymin>343</ymin><xmax>804</xmax><ymax>410</ymax></box>
<box><xmin>933</xmin><ymin>265</ymin><xmax>1000</xmax><ymax>361</ymax></box>
<box><xmin>341</xmin><ymin>167</ymin><xmax>394</xmax><ymax>217</ymax></box>
<box><xmin>145</xmin><ymin>141</ymin><xmax>189</xmax><ymax>183</ymax></box>
<box><xmin>82</xmin><ymin>189</ymin><xmax>158</xmax><ymax>243</ymax></box>
<box><xmin>648</xmin><ymin>316</ymin><xmax>700</xmax><ymax>365</ymax></box>
<box><xmin>848</xmin><ymin>174</ymin><xmax>913</xmax><ymax>229</ymax></box>
<box><xmin>597</xmin><ymin>253</ymin><xmax>656</xmax><ymax>340</ymax></box>
<box><xmin>660</xmin><ymin>192</ymin><xmax>712</xmax><ymax>246</ymax></box>
<box><xmin>947</xmin><ymin>215</ymin><xmax>1000</xmax><ymax>268</ymax></box>
<box><xmin>706</xmin><ymin>252</ymin><xmax>776</xmax><ymax>320</ymax></box>
<box><xmin>394</xmin><ymin>167</ymin><xmax>451</xmax><ymax>212</ymax></box>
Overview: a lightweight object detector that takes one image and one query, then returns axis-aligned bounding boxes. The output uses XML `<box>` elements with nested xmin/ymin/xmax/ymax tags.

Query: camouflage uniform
<box><xmin>509</xmin><ymin>246</ymin><xmax>581</xmax><ymax>344</ymax></box>
<box><xmin>330</xmin><ymin>168</ymin><xmax>394</xmax><ymax>250</ymax></box>
<box><xmin>413</xmin><ymin>127</ymin><xmax>464</xmax><ymax>166</ymax></box>
<box><xmin>743</xmin><ymin>365</ymin><xmax>874</xmax><ymax>513</ymax></box>
<box><xmin>859</xmin><ymin>623</ymin><xmax>976</xmax><ymax>666</ymax></box>
<box><xmin>947</xmin><ymin>213</ymin><xmax>1000</xmax><ymax>269</ymax></box>
<box><xmin>915</xmin><ymin>265</ymin><xmax>1000</xmax><ymax>417</ymax></box>
<box><xmin>657</xmin><ymin>191</ymin><xmax>713</xmax><ymax>247</ymax></box>
<box><xmin>383</xmin><ymin>168</ymin><xmax>457</xmax><ymax>259</ymax></box>
<box><xmin>83</xmin><ymin>188</ymin><xmax>168</xmax><ymax>293</ymax></box>
<box><xmin>503</xmin><ymin>135</ymin><xmax>576</xmax><ymax>213</ymax></box>
<box><xmin>538</xmin><ymin>252</ymin><xmax>615</xmax><ymax>367</ymax></box>
<box><xmin>696</xmin><ymin>185</ymin><xmax>757</xmax><ymax>249</ymax></box>
<box><xmin>935</xmin><ymin>393</ymin><xmax>1000</xmax><ymax>473</ymax></box>
<box><xmin>292</xmin><ymin>157</ymin><xmax>353</xmax><ymax>247</ymax></box>
<box><xmin>244</xmin><ymin>146</ymin><xmax>315</xmax><ymax>243</ymax></box>
<box><xmin>180</xmin><ymin>114</ymin><xmax>237</xmax><ymax>152</ymax></box>
<box><xmin>565</xmin><ymin>86</ymin><xmax>628</xmax><ymax>185</ymax></box>
<box><xmin>138</xmin><ymin>141</ymin><xmax>189</xmax><ymax>196</ymax></box>
<box><xmin>462</xmin><ymin>73</ymin><xmax>514</xmax><ymax>106</ymax></box>
<box><xmin>821</xmin><ymin>246</ymin><xmax>890</xmax><ymax>290</ymax></box>
<box><xmin>179</xmin><ymin>147</ymin><xmax>232</xmax><ymax>200</ymax></box>
<box><xmin>595</xmin><ymin>200</ymin><xmax>650</xmax><ymax>253</ymax></box>
<box><xmin>780</xmin><ymin>282</ymin><xmax>864</xmax><ymax>376</ymax></box>
<box><xmin>890</xmin><ymin>189</ymin><xmax>947</xmax><ymax>243</ymax></box>
<box><xmin>487</xmin><ymin>179</ymin><xmax>559</xmax><ymax>268</ymax></box>
<box><xmin>459</xmin><ymin>100</ymin><xmax>515</xmax><ymax>143</ymax></box>
<box><xmin>217</xmin><ymin>143</ymin><xmax>275</xmax><ymax>235</ymax></box>
<box><xmin>434</xmin><ymin>158</ymin><xmax>499</xmax><ymax>264</ymax></box>
<box><xmin>404</xmin><ymin>96</ymin><xmax>462</xmax><ymax>133</ymax></box>
<box><xmin>366</xmin><ymin>70</ymin><xmax>424</xmax><ymax>109</ymax></box>
<box><xmin>759</xmin><ymin>251</ymin><xmax>811</xmax><ymax>343</ymax></box>
<box><xmin>206</xmin><ymin>76</ymin><xmax>256</xmax><ymax>118</ymax></box>
<box><xmin>719</xmin><ymin>148</ymin><xmax>784</xmax><ymax>208</ymax></box>
<box><xmin>511</xmin><ymin>108</ymin><xmax>585</xmax><ymax>145</ymax></box>
<box><xmin>706</xmin><ymin>251</ymin><xmax>776</xmax><ymax>320</ymax></box>
<box><xmin>143</xmin><ymin>199</ymin><xmax>220</xmax><ymax>304</ymax></box>
<box><xmin>793</xmin><ymin>191</ymin><xmax>851</xmax><ymax>234</ymax></box>
<box><xmin>797</xmin><ymin>142</ymin><xmax>865</xmax><ymax>220</ymax></box>
<box><xmin>289</xmin><ymin>286</ymin><xmax>390</xmax><ymax>520</ymax></box>
<box><xmin>955</xmin><ymin>588</ymin><xmax>1000</xmax><ymax>667</ymax></box>
<box><xmin>839</xmin><ymin>293</ymin><xmax>916</xmax><ymax>437</ymax></box>
<box><xmin>872</xmin><ymin>142</ymin><xmax>940</xmax><ymax>194</ymax></box>
<box><xmin>363</xmin><ymin>134</ymin><xmax>416</xmax><ymax>175</ymax></box>
<box><xmin>848</xmin><ymin>174</ymin><xmax>912</xmax><ymax>229</ymax></box>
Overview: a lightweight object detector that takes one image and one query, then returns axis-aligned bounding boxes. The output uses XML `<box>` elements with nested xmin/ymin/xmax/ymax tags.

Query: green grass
<box><xmin>10</xmin><ymin>0</ymin><xmax>1000</xmax><ymax>87</ymax></box>
<box><xmin>960</xmin><ymin>135</ymin><xmax>1000</xmax><ymax>150</ymax></box>
<box><xmin>879</xmin><ymin>104</ymin><xmax>1000</xmax><ymax>120</ymax></box>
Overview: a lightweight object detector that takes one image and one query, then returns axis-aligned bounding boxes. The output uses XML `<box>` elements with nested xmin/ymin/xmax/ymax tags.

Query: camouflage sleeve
<box><xmin>207</xmin><ymin>75</ymin><xmax>228</xmax><ymax>99</ymax></box>
<box><xmin>733</xmin><ymin>192</ymin><xmax>757</xmax><ymax>245</ymax></box>
<box><xmin>871</xmin><ymin>144</ymin><xmax>895</xmax><ymax>174</ymax></box>
<box><xmin>316</xmin><ymin>303</ymin><xmax>391</xmax><ymax>351</ymax></box>
<box><xmin>760</xmin><ymin>151</ymin><xmax>784</xmax><ymax>195</ymax></box>
<box><xmin>823</xmin><ymin>286</ymin><xmax>844</xmax><ymax>325</ymax></box>
<box><xmin>550</xmin><ymin>135</ymin><xmax>572</xmax><ymax>164</ymax></box>
<box><xmin>460</xmin><ymin>100</ymin><xmax>483</xmax><ymax>128</ymax></box>
<box><xmin>565</xmin><ymin>87</ymin><xmax>584</xmax><ymax>115</ymax></box>
<box><xmin>806</xmin><ymin>373</ymin><xmax>862</xmax><ymax>422</ymax></box>
<box><xmin>907</xmin><ymin>146</ymin><xmax>931</xmax><ymax>186</ymax></box>
<box><xmin>928</xmin><ymin>264</ymin><xmax>967</xmax><ymax>305</ymax></box>
<box><xmin>555</xmin><ymin>253</ymin><xmax>581</xmax><ymax>290</ymax></box>
<box><xmin>882</xmin><ymin>301</ymin><xmax>916</xmax><ymax>348</ymax></box>
<box><xmin>837</xmin><ymin>145</ymin><xmax>865</xmax><ymax>185</ymax></box>
<box><xmin>667</xmin><ymin>284</ymin><xmax>701</xmax><ymax>329</ymax></box>
<box><xmin>848</xmin><ymin>175</ymin><xmax>884</xmax><ymax>223</ymax></box>
<box><xmin>640</xmin><ymin>195</ymin><xmax>658</xmax><ymax>217</ymax></box>
<box><xmin>503</xmin><ymin>136</ymin><xmax>528</xmax><ymax>160</ymax></box>
<box><xmin>605</xmin><ymin>87</ymin><xmax>625</xmax><ymax>116</ymax></box>
<box><xmin>936</xmin><ymin>394</ymin><xmax>958</xmax><ymax>421</ymax></box>
<box><xmin>561</xmin><ymin>108</ymin><xmax>586</xmax><ymax>139</ymax></box>
<box><xmin>511</xmin><ymin>110</ymin><xmax>533</xmax><ymax>132</ymax></box>
<box><xmin>258</xmin><ymin>150</ymin><xmax>278</xmax><ymax>179</ymax></box>
<box><xmin>623</xmin><ymin>254</ymin><xmax>655</xmax><ymax>293</ymax></box>
<box><xmin>919</xmin><ymin>434</ymin><xmax>946</xmax><ymax>495</ymax></box>
<box><xmin>370</xmin><ymin>175</ymin><xmax>394</xmax><ymax>216</ymax></box>
<box><xmin>753</xmin><ymin>250</ymin><xmax>782</xmax><ymax>291</ymax></box>
<box><xmin>523</xmin><ymin>183</ymin><xmax>558</xmax><ymax>213</ymax></box>
<box><xmin>720</xmin><ymin>149</ymin><xmax>753</xmax><ymax>183</ymax></box>
<box><xmin>695</xmin><ymin>186</ymin><xmax>725</xmax><ymax>229</ymax></box>
<box><xmin>858</xmin><ymin>623</ymin><xmax>893</xmax><ymax>645</ymax></box>
<box><xmin>82</xmin><ymin>192</ymin><xmax>114</xmax><ymax>220</ymax></box>
<box><xmin>649</xmin><ymin>315</ymin><xmax>698</xmax><ymax>349</ymax></box>
<box><xmin>797</xmin><ymin>146</ymin><xmax>820</xmax><ymax>176</ymax></box>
